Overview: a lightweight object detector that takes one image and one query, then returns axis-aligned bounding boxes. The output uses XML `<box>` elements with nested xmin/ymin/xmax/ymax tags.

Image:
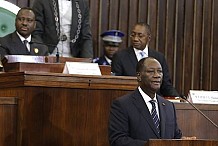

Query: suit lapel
<box><xmin>148</xmin><ymin>47</ymin><xmax>155</xmax><ymax>57</ymax></box>
<box><xmin>11</xmin><ymin>32</ymin><xmax>30</xmax><ymax>54</ymax></box>
<box><xmin>127</xmin><ymin>47</ymin><xmax>138</xmax><ymax>69</ymax></box>
<box><xmin>131</xmin><ymin>89</ymin><xmax>160</xmax><ymax>137</ymax></box>
<box><xmin>157</xmin><ymin>95</ymin><xmax>167</xmax><ymax>137</ymax></box>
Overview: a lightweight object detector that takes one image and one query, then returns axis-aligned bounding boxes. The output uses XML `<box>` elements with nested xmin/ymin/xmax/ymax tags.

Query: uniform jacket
<box><xmin>93</xmin><ymin>56</ymin><xmax>110</xmax><ymax>65</ymax></box>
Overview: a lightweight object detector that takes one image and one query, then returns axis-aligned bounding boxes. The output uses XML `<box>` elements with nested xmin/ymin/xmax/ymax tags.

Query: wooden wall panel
<box><xmin>174</xmin><ymin>0</ymin><xmax>185</xmax><ymax>94</ymax></box>
<box><xmin>211</xmin><ymin>0</ymin><xmax>218</xmax><ymax>90</ymax></box>
<box><xmin>161</xmin><ymin>0</ymin><xmax>176</xmax><ymax>87</ymax></box>
<box><xmin>3</xmin><ymin>0</ymin><xmax>218</xmax><ymax>95</ymax></box>
<box><xmin>138</xmin><ymin>0</ymin><xmax>148</xmax><ymax>23</ymax></box>
<box><xmin>192</xmin><ymin>0</ymin><xmax>203</xmax><ymax>90</ymax></box>
<box><xmin>183</xmin><ymin>0</ymin><xmax>195</xmax><ymax>95</ymax></box>
<box><xmin>202</xmin><ymin>0</ymin><xmax>213</xmax><ymax>90</ymax></box>
<box><xmin>89</xmin><ymin>0</ymin><xmax>100</xmax><ymax>57</ymax></box>
<box><xmin>119</xmin><ymin>0</ymin><xmax>130</xmax><ymax>48</ymax></box>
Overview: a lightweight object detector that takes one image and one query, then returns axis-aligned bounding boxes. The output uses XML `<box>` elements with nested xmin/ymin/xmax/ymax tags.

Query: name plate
<box><xmin>188</xmin><ymin>90</ymin><xmax>218</xmax><ymax>104</ymax></box>
<box><xmin>63</xmin><ymin>62</ymin><xmax>101</xmax><ymax>75</ymax></box>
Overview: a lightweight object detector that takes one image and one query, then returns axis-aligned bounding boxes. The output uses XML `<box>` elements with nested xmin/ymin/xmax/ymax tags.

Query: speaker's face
<box><xmin>138</xmin><ymin>58</ymin><xmax>163</xmax><ymax>94</ymax></box>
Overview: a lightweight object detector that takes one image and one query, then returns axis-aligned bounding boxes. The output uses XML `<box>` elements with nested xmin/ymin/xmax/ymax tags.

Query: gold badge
<box><xmin>34</xmin><ymin>48</ymin><xmax>39</xmax><ymax>54</ymax></box>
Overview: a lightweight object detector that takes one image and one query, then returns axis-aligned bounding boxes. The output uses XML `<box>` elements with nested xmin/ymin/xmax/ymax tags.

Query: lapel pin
<box><xmin>34</xmin><ymin>48</ymin><xmax>39</xmax><ymax>54</ymax></box>
<box><xmin>162</xmin><ymin>103</ymin><xmax>166</xmax><ymax>106</ymax></box>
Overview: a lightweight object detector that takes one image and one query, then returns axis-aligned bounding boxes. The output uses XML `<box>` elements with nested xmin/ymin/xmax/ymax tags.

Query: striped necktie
<box><xmin>150</xmin><ymin>100</ymin><xmax>160</xmax><ymax>134</ymax></box>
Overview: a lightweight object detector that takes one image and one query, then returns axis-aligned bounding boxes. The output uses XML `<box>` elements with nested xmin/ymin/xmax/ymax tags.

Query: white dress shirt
<box><xmin>133</xmin><ymin>45</ymin><xmax>149</xmax><ymax>61</ymax></box>
<box><xmin>16</xmin><ymin>32</ymin><xmax>31</xmax><ymax>51</ymax></box>
<box><xmin>138</xmin><ymin>86</ymin><xmax>160</xmax><ymax>119</ymax></box>
<box><xmin>51</xmin><ymin>0</ymin><xmax>72</xmax><ymax>57</ymax></box>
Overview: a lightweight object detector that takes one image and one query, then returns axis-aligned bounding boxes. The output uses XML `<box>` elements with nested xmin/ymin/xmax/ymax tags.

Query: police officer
<box><xmin>93</xmin><ymin>30</ymin><xmax>124</xmax><ymax>65</ymax></box>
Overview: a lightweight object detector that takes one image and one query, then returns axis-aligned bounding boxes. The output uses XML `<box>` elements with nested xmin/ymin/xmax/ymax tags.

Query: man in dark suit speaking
<box><xmin>111</xmin><ymin>22</ymin><xmax>179</xmax><ymax>97</ymax></box>
<box><xmin>109</xmin><ymin>57</ymin><xmax>182</xmax><ymax>146</ymax></box>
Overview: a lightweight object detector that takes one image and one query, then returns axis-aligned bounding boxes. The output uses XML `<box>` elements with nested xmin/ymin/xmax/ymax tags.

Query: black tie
<box><xmin>150</xmin><ymin>100</ymin><xmax>160</xmax><ymax>134</ymax></box>
<box><xmin>23</xmin><ymin>40</ymin><xmax>29</xmax><ymax>51</ymax></box>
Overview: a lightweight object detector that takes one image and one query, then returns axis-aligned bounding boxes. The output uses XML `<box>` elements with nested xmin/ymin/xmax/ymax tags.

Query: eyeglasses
<box><xmin>130</xmin><ymin>33</ymin><xmax>148</xmax><ymax>39</ymax></box>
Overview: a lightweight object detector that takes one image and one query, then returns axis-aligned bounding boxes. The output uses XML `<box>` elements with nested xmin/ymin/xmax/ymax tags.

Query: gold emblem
<box><xmin>34</xmin><ymin>48</ymin><xmax>39</xmax><ymax>54</ymax></box>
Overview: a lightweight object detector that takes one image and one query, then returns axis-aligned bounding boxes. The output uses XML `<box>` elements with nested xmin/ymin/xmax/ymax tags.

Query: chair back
<box><xmin>0</xmin><ymin>0</ymin><xmax>20</xmax><ymax>37</ymax></box>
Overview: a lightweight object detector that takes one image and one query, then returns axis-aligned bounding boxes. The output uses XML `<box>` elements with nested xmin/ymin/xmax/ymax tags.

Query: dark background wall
<box><xmin>4</xmin><ymin>0</ymin><xmax>218</xmax><ymax>96</ymax></box>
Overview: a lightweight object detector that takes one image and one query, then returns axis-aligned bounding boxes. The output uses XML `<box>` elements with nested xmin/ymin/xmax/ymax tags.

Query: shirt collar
<box><xmin>138</xmin><ymin>86</ymin><xmax>157</xmax><ymax>103</ymax></box>
<box><xmin>133</xmin><ymin>45</ymin><xmax>149</xmax><ymax>60</ymax></box>
<box><xmin>133</xmin><ymin>45</ymin><xmax>148</xmax><ymax>54</ymax></box>
<box><xmin>104</xmin><ymin>56</ymin><xmax>112</xmax><ymax>65</ymax></box>
<box><xmin>16</xmin><ymin>31</ymin><xmax>31</xmax><ymax>43</ymax></box>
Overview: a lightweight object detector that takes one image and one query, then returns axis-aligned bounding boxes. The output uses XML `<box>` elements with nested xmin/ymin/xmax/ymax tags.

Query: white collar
<box><xmin>138</xmin><ymin>86</ymin><xmax>157</xmax><ymax>103</ymax></box>
<box><xmin>133</xmin><ymin>45</ymin><xmax>149</xmax><ymax>61</ymax></box>
<box><xmin>16</xmin><ymin>31</ymin><xmax>31</xmax><ymax>43</ymax></box>
<box><xmin>104</xmin><ymin>55</ymin><xmax>112</xmax><ymax>65</ymax></box>
<box><xmin>133</xmin><ymin>45</ymin><xmax>148</xmax><ymax>54</ymax></box>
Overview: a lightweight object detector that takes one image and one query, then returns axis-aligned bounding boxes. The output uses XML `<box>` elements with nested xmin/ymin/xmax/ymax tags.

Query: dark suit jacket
<box><xmin>111</xmin><ymin>47</ymin><xmax>179</xmax><ymax>97</ymax></box>
<box><xmin>109</xmin><ymin>89</ymin><xmax>182</xmax><ymax>146</ymax></box>
<box><xmin>0</xmin><ymin>32</ymin><xmax>48</xmax><ymax>58</ymax></box>
<box><xmin>93</xmin><ymin>56</ymin><xmax>110</xmax><ymax>65</ymax></box>
<box><xmin>32</xmin><ymin>0</ymin><xmax>93</xmax><ymax>58</ymax></box>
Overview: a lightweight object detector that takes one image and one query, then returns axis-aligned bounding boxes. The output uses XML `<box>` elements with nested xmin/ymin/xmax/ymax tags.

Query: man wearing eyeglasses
<box><xmin>111</xmin><ymin>22</ymin><xmax>179</xmax><ymax>97</ymax></box>
<box><xmin>0</xmin><ymin>7</ymin><xmax>48</xmax><ymax>59</ymax></box>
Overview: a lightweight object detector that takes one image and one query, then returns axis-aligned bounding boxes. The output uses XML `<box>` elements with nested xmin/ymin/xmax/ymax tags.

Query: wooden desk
<box><xmin>0</xmin><ymin>97</ymin><xmax>18</xmax><ymax>146</ymax></box>
<box><xmin>175</xmin><ymin>103</ymin><xmax>218</xmax><ymax>139</ymax></box>
<box><xmin>2</xmin><ymin>55</ymin><xmax>111</xmax><ymax>75</ymax></box>
<box><xmin>145</xmin><ymin>139</ymin><xmax>218</xmax><ymax>146</ymax></box>
<box><xmin>0</xmin><ymin>72</ymin><xmax>217</xmax><ymax>146</ymax></box>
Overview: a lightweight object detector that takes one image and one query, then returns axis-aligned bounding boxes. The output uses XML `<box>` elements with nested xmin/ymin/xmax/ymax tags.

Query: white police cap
<box><xmin>101</xmin><ymin>30</ymin><xmax>124</xmax><ymax>43</ymax></box>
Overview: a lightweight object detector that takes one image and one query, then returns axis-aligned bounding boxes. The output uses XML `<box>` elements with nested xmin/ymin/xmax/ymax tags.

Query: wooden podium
<box><xmin>145</xmin><ymin>139</ymin><xmax>218</xmax><ymax>146</ymax></box>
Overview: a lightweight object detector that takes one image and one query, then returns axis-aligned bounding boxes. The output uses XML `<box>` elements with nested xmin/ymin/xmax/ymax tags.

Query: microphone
<box><xmin>29</xmin><ymin>41</ymin><xmax>60</xmax><ymax>63</ymax></box>
<box><xmin>180</xmin><ymin>95</ymin><xmax>218</xmax><ymax>129</ymax></box>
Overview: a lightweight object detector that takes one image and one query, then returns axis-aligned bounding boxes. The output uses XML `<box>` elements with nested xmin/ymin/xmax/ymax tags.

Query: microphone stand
<box><xmin>56</xmin><ymin>47</ymin><xmax>60</xmax><ymax>63</ymax></box>
<box><xmin>180</xmin><ymin>96</ymin><xmax>218</xmax><ymax>129</ymax></box>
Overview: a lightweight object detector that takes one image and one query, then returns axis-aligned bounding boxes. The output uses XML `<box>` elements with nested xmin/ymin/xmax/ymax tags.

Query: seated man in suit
<box><xmin>93</xmin><ymin>30</ymin><xmax>124</xmax><ymax>65</ymax></box>
<box><xmin>0</xmin><ymin>7</ymin><xmax>48</xmax><ymax>59</ymax></box>
<box><xmin>109</xmin><ymin>57</ymin><xmax>182</xmax><ymax>146</ymax></box>
<box><xmin>111</xmin><ymin>22</ymin><xmax>179</xmax><ymax>97</ymax></box>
